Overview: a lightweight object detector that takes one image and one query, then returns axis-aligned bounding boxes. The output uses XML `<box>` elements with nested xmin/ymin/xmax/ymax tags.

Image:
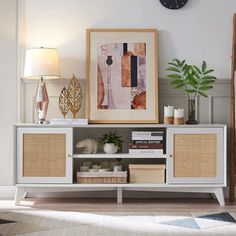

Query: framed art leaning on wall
<box><xmin>86</xmin><ymin>29</ymin><xmax>158</xmax><ymax>123</ymax></box>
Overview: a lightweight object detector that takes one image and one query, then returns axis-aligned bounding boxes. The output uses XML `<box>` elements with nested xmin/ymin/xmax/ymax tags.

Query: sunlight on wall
<box><xmin>23</xmin><ymin>0</ymin><xmax>236</xmax><ymax>80</ymax></box>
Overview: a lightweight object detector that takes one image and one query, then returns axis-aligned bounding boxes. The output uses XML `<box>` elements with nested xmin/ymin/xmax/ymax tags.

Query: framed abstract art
<box><xmin>86</xmin><ymin>29</ymin><xmax>158</xmax><ymax>123</ymax></box>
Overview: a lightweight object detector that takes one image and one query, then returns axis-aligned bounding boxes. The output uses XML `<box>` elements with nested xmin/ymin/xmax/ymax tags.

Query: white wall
<box><xmin>0</xmin><ymin>0</ymin><xmax>18</xmax><ymax>185</ymax></box>
<box><xmin>23</xmin><ymin>0</ymin><xmax>236</xmax><ymax>79</ymax></box>
<box><xmin>0</xmin><ymin>0</ymin><xmax>235</xmax><ymax>187</ymax></box>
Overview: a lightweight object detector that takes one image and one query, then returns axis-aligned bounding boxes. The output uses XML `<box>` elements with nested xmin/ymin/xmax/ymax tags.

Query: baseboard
<box><xmin>0</xmin><ymin>186</ymin><xmax>16</xmax><ymax>199</ymax></box>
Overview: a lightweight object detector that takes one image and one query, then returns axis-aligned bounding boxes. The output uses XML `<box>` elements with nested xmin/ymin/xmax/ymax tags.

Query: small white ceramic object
<box><xmin>76</xmin><ymin>138</ymin><xmax>98</xmax><ymax>154</ymax></box>
<box><xmin>164</xmin><ymin>105</ymin><xmax>174</xmax><ymax>124</ymax></box>
<box><xmin>103</xmin><ymin>143</ymin><xmax>119</xmax><ymax>154</ymax></box>
<box><xmin>174</xmin><ymin>108</ymin><xmax>185</xmax><ymax>125</ymax></box>
<box><xmin>164</xmin><ymin>105</ymin><xmax>174</xmax><ymax>117</ymax></box>
<box><xmin>113</xmin><ymin>165</ymin><xmax>122</xmax><ymax>172</ymax></box>
<box><xmin>174</xmin><ymin>108</ymin><xmax>184</xmax><ymax>118</ymax></box>
<box><xmin>92</xmin><ymin>164</ymin><xmax>101</xmax><ymax>170</ymax></box>
<box><xmin>99</xmin><ymin>169</ymin><xmax>109</xmax><ymax>172</ymax></box>
<box><xmin>79</xmin><ymin>165</ymin><xmax>89</xmax><ymax>172</ymax></box>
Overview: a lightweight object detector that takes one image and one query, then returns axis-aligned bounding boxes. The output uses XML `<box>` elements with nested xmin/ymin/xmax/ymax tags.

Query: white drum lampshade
<box><xmin>24</xmin><ymin>47</ymin><xmax>60</xmax><ymax>123</ymax></box>
<box><xmin>24</xmin><ymin>47</ymin><xmax>60</xmax><ymax>79</ymax></box>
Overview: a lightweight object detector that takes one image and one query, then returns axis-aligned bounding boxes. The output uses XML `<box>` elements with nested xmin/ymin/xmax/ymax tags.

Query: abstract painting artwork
<box><xmin>86</xmin><ymin>29</ymin><xmax>158</xmax><ymax>123</ymax></box>
<box><xmin>97</xmin><ymin>43</ymin><xmax>146</xmax><ymax>110</ymax></box>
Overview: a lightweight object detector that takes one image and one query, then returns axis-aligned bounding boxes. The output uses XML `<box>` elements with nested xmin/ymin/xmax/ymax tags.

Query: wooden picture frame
<box><xmin>86</xmin><ymin>29</ymin><xmax>158</xmax><ymax>124</ymax></box>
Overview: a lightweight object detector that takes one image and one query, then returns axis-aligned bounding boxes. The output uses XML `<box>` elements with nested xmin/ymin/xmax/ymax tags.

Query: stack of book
<box><xmin>129</xmin><ymin>131</ymin><xmax>164</xmax><ymax>155</ymax></box>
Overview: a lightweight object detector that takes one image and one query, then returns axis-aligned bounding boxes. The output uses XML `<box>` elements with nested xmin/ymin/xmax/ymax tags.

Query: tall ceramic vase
<box><xmin>186</xmin><ymin>98</ymin><xmax>198</xmax><ymax>124</ymax></box>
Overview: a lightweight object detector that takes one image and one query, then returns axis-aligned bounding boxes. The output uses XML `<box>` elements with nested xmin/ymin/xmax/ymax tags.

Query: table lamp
<box><xmin>24</xmin><ymin>47</ymin><xmax>60</xmax><ymax>123</ymax></box>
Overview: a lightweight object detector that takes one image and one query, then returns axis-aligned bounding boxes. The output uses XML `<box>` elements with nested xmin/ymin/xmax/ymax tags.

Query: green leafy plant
<box><xmin>166</xmin><ymin>59</ymin><xmax>217</xmax><ymax>98</ymax></box>
<box><xmin>99</xmin><ymin>131</ymin><xmax>123</xmax><ymax>149</ymax></box>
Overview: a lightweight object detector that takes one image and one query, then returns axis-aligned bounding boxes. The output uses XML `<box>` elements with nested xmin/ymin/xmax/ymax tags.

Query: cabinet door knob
<box><xmin>169</xmin><ymin>154</ymin><xmax>173</xmax><ymax>158</ymax></box>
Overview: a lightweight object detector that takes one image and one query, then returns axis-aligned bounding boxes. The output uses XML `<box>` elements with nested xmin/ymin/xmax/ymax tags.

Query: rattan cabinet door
<box><xmin>167</xmin><ymin>128</ymin><xmax>225</xmax><ymax>184</ymax></box>
<box><xmin>17</xmin><ymin>128</ymin><xmax>73</xmax><ymax>183</ymax></box>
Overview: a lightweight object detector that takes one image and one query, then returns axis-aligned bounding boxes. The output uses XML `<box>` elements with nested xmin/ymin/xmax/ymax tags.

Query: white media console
<box><xmin>14</xmin><ymin>124</ymin><xmax>227</xmax><ymax>206</ymax></box>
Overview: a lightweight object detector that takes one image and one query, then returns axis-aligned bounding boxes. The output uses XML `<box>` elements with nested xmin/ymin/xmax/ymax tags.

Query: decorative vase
<box><xmin>186</xmin><ymin>98</ymin><xmax>198</xmax><ymax>124</ymax></box>
<box><xmin>35</xmin><ymin>77</ymin><xmax>49</xmax><ymax>123</ymax></box>
<box><xmin>103</xmin><ymin>143</ymin><xmax>118</xmax><ymax>154</ymax></box>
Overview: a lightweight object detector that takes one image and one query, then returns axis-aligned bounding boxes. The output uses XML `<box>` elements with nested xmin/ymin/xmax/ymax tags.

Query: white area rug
<box><xmin>1</xmin><ymin>209</ymin><xmax>236</xmax><ymax>235</ymax></box>
<box><xmin>0</xmin><ymin>198</ymin><xmax>236</xmax><ymax>236</ymax></box>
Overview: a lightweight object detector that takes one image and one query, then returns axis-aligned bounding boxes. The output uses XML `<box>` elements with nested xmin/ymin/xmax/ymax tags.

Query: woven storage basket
<box><xmin>129</xmin><ymin>164</ymin><xmax>165</xmax><ymax>183</ymax></box>
<box><xmin>77</xmin><ymin>171</ymin><xmax>127</xmax><ymax>184</ymax></box>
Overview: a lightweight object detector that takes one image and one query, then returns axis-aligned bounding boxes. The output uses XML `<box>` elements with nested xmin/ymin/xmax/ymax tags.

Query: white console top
<box><xmin>15</xmin><ymin>123</ymin><xmax>226</xmax><ymax>128</ymax></box>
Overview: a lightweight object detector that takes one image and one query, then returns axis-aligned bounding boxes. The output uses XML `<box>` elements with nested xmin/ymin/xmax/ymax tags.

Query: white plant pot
<box><xmin>103</xmin><ymin>143</ymin><xmax>119</xmax><ymax>154</ymax></box>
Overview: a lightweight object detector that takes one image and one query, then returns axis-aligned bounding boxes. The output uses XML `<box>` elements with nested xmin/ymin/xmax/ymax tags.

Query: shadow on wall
<box><xmin>158</xmin><ymin>30</ymin><xmax>176</xmax><ymax>77</ymax></box>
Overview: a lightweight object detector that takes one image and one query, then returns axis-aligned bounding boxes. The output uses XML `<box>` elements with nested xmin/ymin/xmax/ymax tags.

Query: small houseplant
<box><xmin>166</xmin><ymin>59</ymin><xmax>216</xmax><ymax>124</ymax></box>
<box><xmin>99</xmin><ymin>131</ymin><xmax>123</xmax><ymax>154</ymax></box>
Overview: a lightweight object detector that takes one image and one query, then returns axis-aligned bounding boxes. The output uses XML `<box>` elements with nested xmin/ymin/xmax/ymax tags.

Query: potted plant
<box><xmin>99</xmin><ymin>131</ymin><xmax>123</xmax><ymax>154</ymax></box>
<box><xmin>166</xmin><ymin>59</ymin><xmax>216</xmax><ymax>124</ymax></box>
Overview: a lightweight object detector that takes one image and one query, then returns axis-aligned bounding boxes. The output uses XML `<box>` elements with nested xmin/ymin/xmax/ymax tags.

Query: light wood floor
<box><xmin>1</xmin><ymin>198</ymin><xmax>236</xmax><ymax>236</ymax></box>
<box><xmin>4</xmin><ymin>197</ymin><xmax>236</xmax><ymax>213</ymax></box>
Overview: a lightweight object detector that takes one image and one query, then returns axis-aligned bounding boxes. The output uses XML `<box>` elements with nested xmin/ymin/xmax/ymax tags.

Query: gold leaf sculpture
<box><xmin>59</xmin><ymin>87</ymin><xmax>70</xmax><ymax>118</ymax></box>
<box><xmin>67</xmin><ymin>74</ymin><xmax>82</xmax><ymax>118</ymax></box>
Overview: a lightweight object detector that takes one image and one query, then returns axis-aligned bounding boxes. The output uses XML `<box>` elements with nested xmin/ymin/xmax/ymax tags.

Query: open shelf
<box><xmin>70</xmin><ymin>153</ymin><xmax>167</xmax><ymax>159</ymax></box>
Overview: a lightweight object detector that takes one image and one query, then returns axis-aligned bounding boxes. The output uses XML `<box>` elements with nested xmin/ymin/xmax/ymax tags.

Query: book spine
<box><xmin>129</xmin><ymin>143</ymin><xmax>163</xmax><ymax>149</ymax></box>
<box><xmin>129</xmin><ymin>149</ymin><xmax>163</xmax><ymax>154</ymax></box>
<box><xmin>132</xmin><ymin>136</ymin><xmax>163</xmax><ymax>141</ymax></box>
<box><xmin>132</xmin><ymin>131</ymin><xmax>164</xmax><ymax>136</ymax></box>
<box><xmin>132</xmin><ymin>131</ymin><xmax>164</xmax><ymax>140</ymax></box>
<box><xmin>132</xmin><ymin>140</ymin><xmax>163</xmax><ymax>144</ymax></box>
